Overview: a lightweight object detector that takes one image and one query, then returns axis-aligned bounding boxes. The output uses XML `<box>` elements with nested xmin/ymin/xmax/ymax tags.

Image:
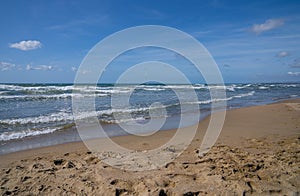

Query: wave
<box><xmin>279</xmin><ymin>84</ymin><xmax>298</xmax><ymax>88</ymax></box>
<box><xmin>100</xmin><ymin>116</ymin><xmax>153</xmax><ymax>124</ymax></box>
<box><xmin>102</xmin><ymin>90</ymin><xmax>255</xmax><ymax>112</ymax></box>
<box><xmin>0</xmin><ymin>84</ymin><xmax>74</xmax><ymax>92</ymax></box>
<box><xmin>0</xmin><ymin>90</ymin><xmax>257</xmax><ymax>141</ymax></box>
<box><xmin>0</xmin><ymin>85</ymin><xmax>211</xmax><ymax>100</ymax></box>
<box><xmin>0</xmin><ymin>85</ymin><xmax>135</xmax><ymax>100</ymax></box>
<box><xmin>0</xmin><ymin>91</ymin><xmax>8</xmax><ymax>95</ymax></box>
<box><xmin>2</xmin><ymin>83</ymin><xmax>293</xmax><ymax>100</ymax></box>
<box><xmin>226</xmin><ymin>86</ymin><xmax>235</xmax><ymax>92</ymax></box>
<box><xmin>232</xmin><ymin>91</ymin><xmax>255</xmax><ymax>98</ymax></box>
<box><xmin>234</xmin><ymin>84</ymin><xmax>252</xmax><ymax>89</ymax></box>
<box><xmin>183</xmin><ymin>91</ymin><xmax>255</xmax><ymax>105</ymax></box>
<box><xmin>140</xmin><ymin>87</ymin><xmax>166</xmax><ymax>91</ymax></box>
<box><xmin>0</xmin><ymin>103</ymin><xmax>166</xmax><ymax>125</ymax></box>
<box><xmin>0</xmin><ymin>111</ymin><xmax>73</xmax><ymax>125</ymax></box>
<box><xmin>0</xmin><ymin>128</ymin><xmax>58</xmax><ymax>141</ymax></box>
<box><xmin>258</xmin><ymin>86</ymin><xmax>269</xmax><ymax>90</ymax></box>
<box><xmin>140</xmin><ymin>84</ymin><xmax>236</xmax><ymax>92</ymax></box>
<box><xmin>0</xmin><ymin>93</ymin><xmax>110</xmax><ymax>100</ymax></box>
<box><xmin>0</xmin><ymin>90</ymin><xmax>256</xmax><ymax>126</ymax></box>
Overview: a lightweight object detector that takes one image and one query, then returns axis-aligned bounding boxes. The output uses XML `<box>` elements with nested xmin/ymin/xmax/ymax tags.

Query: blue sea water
<box><xmin>0</xmin><ymin>83</ymin><xmax>299</xmax><ymax>154</ymax></box>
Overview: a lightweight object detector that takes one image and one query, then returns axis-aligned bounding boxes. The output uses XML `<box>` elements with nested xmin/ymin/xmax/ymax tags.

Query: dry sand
<box><xmin>0</xmin><ymin>99</ymin><xmax>299</xmax><ymax>195</ymax></box>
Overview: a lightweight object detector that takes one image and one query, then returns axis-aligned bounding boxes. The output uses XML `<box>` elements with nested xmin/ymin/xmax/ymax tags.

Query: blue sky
<box><xmin>0</xmin><ymin>0</ymin><xmax>300</xmax><ymax>83</ymax></box>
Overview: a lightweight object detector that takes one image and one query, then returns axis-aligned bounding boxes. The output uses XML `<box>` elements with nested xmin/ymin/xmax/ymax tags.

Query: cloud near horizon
<box><xmin>0</xmin><ymin>62</ymin><xmax>16</xmax><ymax>71</ymax></box>
<box><xmin>26</xmin><ymin>64</ymin><xmax>53</xmax><ymax>71</ymax></box>
<box><xmin>276</xmin><ymin>51</ymin><xmax>289</xmax><ymax>57</ymax></box>
<box><xmin>1</xmin><ymin>62</ymin><xmax>57</xmax><ymax>72</ymax></box>
<box><xmin>288</xmin><ymin>71</ymin><xmax>300</xmax><ymax>76</ymax></box>
<box><xmin>9</xmin><ymin>40</ymin><xmax>42</xmax><ymax>51</ymax></box>
<box><xmin>251</xmin><ymin>19</ymin><xmax>284</xmax><ymax>34</ymax></box>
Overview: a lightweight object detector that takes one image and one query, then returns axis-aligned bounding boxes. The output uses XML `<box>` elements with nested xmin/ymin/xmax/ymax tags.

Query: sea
<box><xmin>0</xmin><ymin>83</ymin><xmax>299</xmax><ymax>154</ymax></box>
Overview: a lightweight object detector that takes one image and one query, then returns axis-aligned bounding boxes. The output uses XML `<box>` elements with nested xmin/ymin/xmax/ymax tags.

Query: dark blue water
<box><xmin>0</xmin><ymin>83</ymin><xmax>299</xmax><ymax>148</ymax></box>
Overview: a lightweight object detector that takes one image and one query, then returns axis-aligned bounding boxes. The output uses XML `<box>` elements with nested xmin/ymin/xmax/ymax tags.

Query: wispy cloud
<box><xmin>288</xmin><ymin>71</ymin><xmax>300</xmax><ymax>76</ymax></box>
<box><xmin>136</xmin><ymin>8</ymin><xmax>166</xmax><ymax>20</ymax></box>
<box><xmin>47</xmin><ymin>15</ymin><xmax>109</xmax><ymax>31</ymax></box>
<box><xmin>202</xmin><ymin>24</ymin><xmax>298</xmax><ymax>63</ymax></box>
<box><xmin>192</xmin><ymin>30</ymin><xmax>214</xmax><ymax>37</ymax></box>
<box><xmin>148</xmin><ymin>9</ymin><xmax>164</xmax><ymax>18</ymax></box>
<box><xmin>289</xmin><ymin>58</ymin><xmax>300</xmax><ymax>68</ymax></box>
<box><xmin>26</xmin><ymin>64</ymin><xmax>53</xmax><ymax>71</ymax></box>
<box><xmin>9</xmin><ymin>40</ymin><xmax>42</xmax><ymax>51</ymax></box>
<box><xmin>250</xmin><ymin>19</ymin><xmax>284</xmax><ymax>34</ymax></box>
<box><xmin>276</xmin><ymin>51</ymin><xmax>289</xmax><ymax>57</ymax></box>
<box><xmin>0</xmin><ymin>62</ymin><xmax>16</xmax><ymax>71</ymax></box>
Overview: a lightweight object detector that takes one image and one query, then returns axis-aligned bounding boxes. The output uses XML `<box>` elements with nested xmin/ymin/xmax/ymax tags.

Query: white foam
<box><xmin>226</xmin><ymin>86</ymin><xmax>236</xmax><ymax>92</ymax></box>
<box><xmin>232</xmin><ymin>91</ymin><xmax>255</xmax><ymax>98</ymax></box>
<box><xmin>0</xmin><ymin>84</ymin><xmax>74</xmax><ymax>92</ymax></box>
<box><xmin>0</xmin><ymin>103</ymin><xmax>169</xmax><ymax>126</ymax></box>
<box><xmin>258</xmin><ymin>86</ymin><xmax>269</xmax><ymax>90</ymax></box>
<box><xmin>182</xmin><ymin>91</ymin><xmax>255</xmax><ymax>105</ymax></box>
<box><xmin>101</xmin><ymin>116</ymin><xmax>149</xmax><ymax>124</ymax></box>
<box><xmin>195</xmin><ymin>98</ymin><xmax>232</xmax><ymax>104</ymax></box>
<box><xmin>155</xmin><ymin>85</ymin><xmax>206</xmax><ymax>90</ymax></box>
<box><xmin>280</xmin><ymin>84</ymin><xmax>298</xmax><ymax>88</ymax></box>
<box><xmin>235</xmin><ymin>84</ymin><xmax>252</xmax><ymax>89</ymax></box>
<box><xmin>0</xmin><ymin>111</ymin><xmax>73</xmax><ymax>125</ymax></box>
<box><xmin>0</xmin><ymin>128</ymin><xmax>58</xmax><ymax>141</ymax></box>
<box><xmin>0</xmin><ymin>93</ymin><xmax>108</xmax><ymax>100</ymax></box>
<box><xmin>141</xmin><ymin>87</ymin><xmax>166</xmax><ymax>91</ymax></box>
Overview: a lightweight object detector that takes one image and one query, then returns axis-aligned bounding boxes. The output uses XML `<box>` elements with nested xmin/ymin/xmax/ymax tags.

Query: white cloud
<box><xmin>251</xmin><ymin>19</ymin><xmax>284</xmax><ymax>34</ymax></box>
<box><xmin>288</xmin><ymin>71</ymin><xmax>300</xmax><ymax>76</ymax></box>
<box><xmin>26</xmin><ymin>65</ymin><xmax>32</xmax><ymax>70</ymax></box>
<box><xmin>0</xmin><ymin>62</ymin><xmax>16</xmax><ymax>71</ymax></box>
<box><xmin>9</xmin><ymin>40</ymin><xmax>42</xmax><ymax>51</ymax></box>
<box><xmin>26</xmin><ymin>64</ymin><xmax>53</xmax><ymax>71</ymax></box>
<box><xmin>276</xmin><ymin>51</ymin><xmax>289</xmax><ymax>57</ymax></box>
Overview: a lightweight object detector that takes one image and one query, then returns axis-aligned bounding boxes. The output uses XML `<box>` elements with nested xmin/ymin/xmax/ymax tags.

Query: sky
<box><xmin>0</xmin><ymin>0</ymin><xmax>300</xmax><ymax>83</ymax></box>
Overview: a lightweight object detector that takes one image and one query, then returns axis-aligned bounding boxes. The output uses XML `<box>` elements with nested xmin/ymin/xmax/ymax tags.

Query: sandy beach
<box><xmin>0</xmin><ymin>99</ymin><xmax>299</xmax><ymax>195</ymax></box>
<box><xmin>2</xmin><ymin>0</ymin><xmax>300</xmax><ymax>195</ymax></box>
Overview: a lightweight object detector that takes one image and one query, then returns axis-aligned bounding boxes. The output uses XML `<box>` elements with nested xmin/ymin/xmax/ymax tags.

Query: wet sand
<box><xmin>0</xmin><ymin>99</ymin><xmax>299</xmax><ymax>195</ymax></box>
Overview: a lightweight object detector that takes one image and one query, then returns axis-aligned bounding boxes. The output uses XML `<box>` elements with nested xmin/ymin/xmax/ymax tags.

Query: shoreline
<box><xmin>0</xmin><ymin>99</ymin><xmax>299</xmax><ymax>194</ymax></box>
<box><xmin>0</xmin><ymin>99</ymin><xmax>299</xmax><ymax>160</ymax></box>
<box><xmin>0</xmin><ymin>97</ymin><xmax>298</xmax><ymax>156</ymax></box>
<box><xmin>1</xmin><ymin>98</ymin><xmax>299</xmax><ymax>161</ymax></box>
